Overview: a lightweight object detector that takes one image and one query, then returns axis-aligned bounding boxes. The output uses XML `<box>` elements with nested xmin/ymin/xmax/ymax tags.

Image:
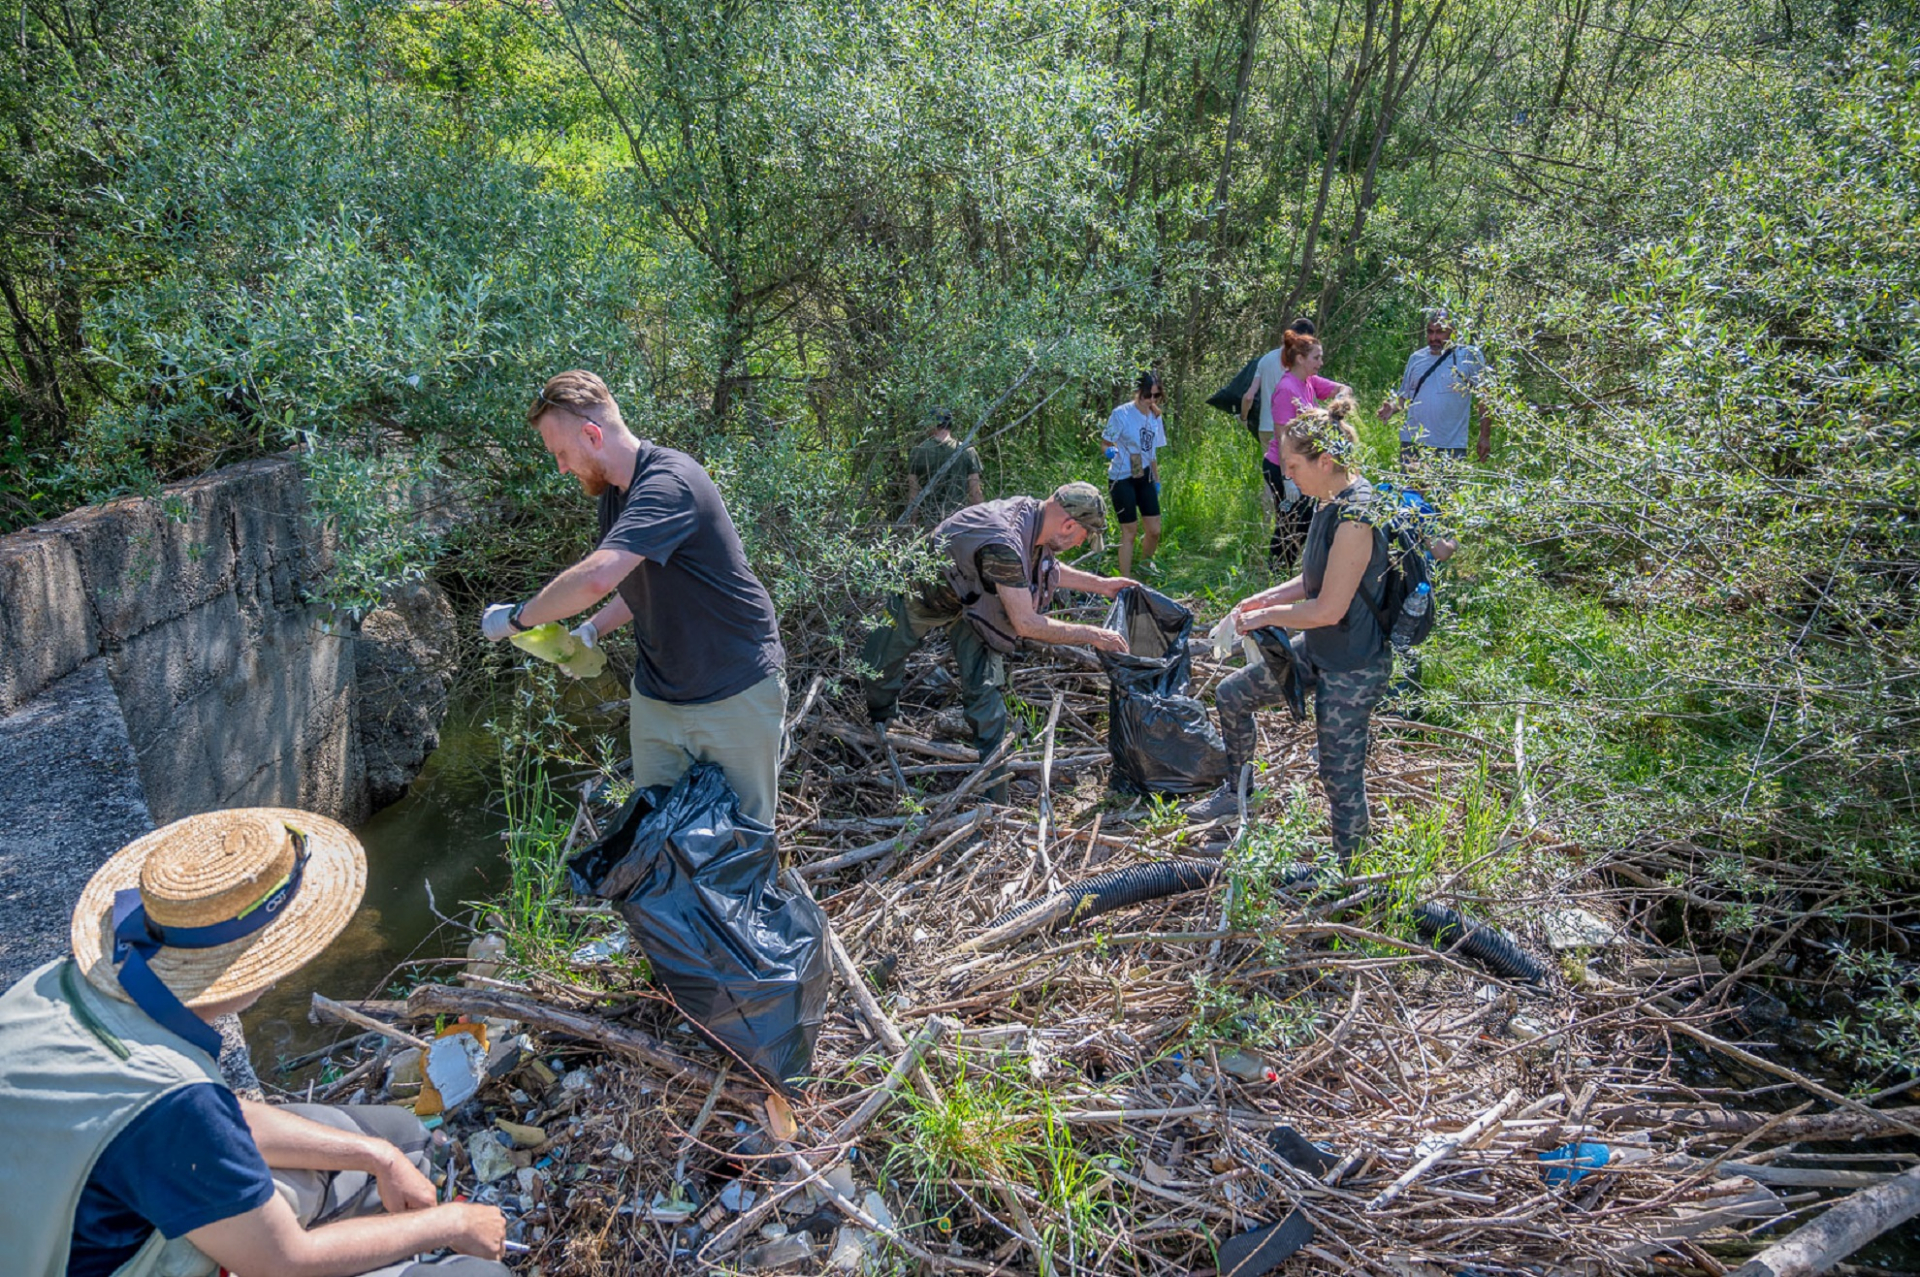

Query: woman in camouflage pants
<box><xmin>1187</xmin><ymin>395</ymin><xmax>1391</xmax><ymax>864</ymax></box>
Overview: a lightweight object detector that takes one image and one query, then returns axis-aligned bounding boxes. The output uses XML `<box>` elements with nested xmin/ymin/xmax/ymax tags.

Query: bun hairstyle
<box><xmin>1280</xmin><ymin>329</ymin><xmax>1319</xmax><ymax>369</ymax></box>
<box><xmin>1135</xmin><ymin>369</ymin><xmax>1164</xmax><ymax>398</ymax></box>
<box><xmin>1281</xmin><ymin>392</ymin><xmax>1360</xmax><ymax>463</ymax></box>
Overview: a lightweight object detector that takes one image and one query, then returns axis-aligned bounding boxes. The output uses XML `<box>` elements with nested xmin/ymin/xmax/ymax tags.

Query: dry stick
<box><xmin>817</xmin><ymin>721</ymin><xmax>977</xmax><ymax>763</ymax></box>
<box><xmin>405</xmin><ymin>984</ymin><xmax>732</xmax><ymax>1093</ymax></box>
<box><xmin>1730</xmin><ymin>1163</ymin><xmax>1920</xmax><ymax>1277</ymax></box>
<box><xmin>672</xmin><ymin>1064</ymin><xmax>730</xmax><ymax>1185</ymax></box>
<box><xmin>892</xmin><ymin>806</ymin><xmax>987</xmax><ymax>883</ymax></box>
<box><xmin>881</xmin><ymin>734</ymin><xmax>910</xmax><ymax>794</ymax></box>
<box><xmin>889</xmin><ymin>733</ymin><xmax>1017</xmax><ymax>866</ymax></box>
<box><xmin>699</xmin><ymin>1016</ymin><xmax>951</xmax><ymax>1261</ymax></box>
<box><xmin>1366</xmin><ymin>1087</ymin><xmax>1521</xmax><ymax>1211</ymax></box>
<box><xmin>1035</xmin><ymin>692</ymin><xmax>1064</xmax><ymax>885</ymax></box>
<box><xmin>777</xmin><ymin>673</ymin><xmax>826</xmax><ymax>767</ymax></box>
<box><xmin>794</xmin><ymin>811</ymin><xmax>976</xmax><ymax>877</ymax></box>
<box><xmin>310</xmin><ymin>994</ymin><xmax>433</xmax><ymax>1053</ymax></box>
<box><xmin>1591</xmin><ymin>1105</ymin><xmax>1920</xmax><ymax>1142</ymax></box>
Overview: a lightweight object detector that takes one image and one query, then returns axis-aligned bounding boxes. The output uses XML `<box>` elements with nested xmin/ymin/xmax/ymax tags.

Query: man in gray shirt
<box><xmin>1379</xmin><ymin>315</ymin><xmax>1490</xmax><ymax>461</ymax></box>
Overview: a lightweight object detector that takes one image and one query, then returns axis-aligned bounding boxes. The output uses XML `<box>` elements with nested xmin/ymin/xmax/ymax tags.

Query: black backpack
<box><xmin>1356</xmin><ymin>490</ymin><xmax>1437</xmax><ymax>648</ymax></box>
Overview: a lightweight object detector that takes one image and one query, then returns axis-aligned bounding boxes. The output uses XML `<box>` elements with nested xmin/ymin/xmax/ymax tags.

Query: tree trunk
<box><xmin>1282</xmin><ymin>0</ymin><xmax>1381</xmax><ymax>320</ymax></box>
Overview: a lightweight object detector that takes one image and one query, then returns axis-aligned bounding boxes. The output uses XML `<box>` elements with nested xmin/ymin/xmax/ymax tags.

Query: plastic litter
<box><xmin>740</xmin><ymin>1234</ymin><xmax>813</xmax><ymax>1270</ymax></box>
<box><xmin>508</xmin><ymin>621</ymin><xmax>607</xmax><ymax>680</ymax></box>
<box><xmin>1208</xmin><ymin>612</ymin><xmax>1266</xmax><ymax>667</ymax></box>
<box><xmin>494</xmin><ymin>1119</ymin><xmax>546</xmax><ymax>1149</ymax></box>
<box><xmin>418</xmin><ymin>1023</ymin><xmax>489</xmax><ymax>1115</ymax></box>
<box><xmin>1100</xmin><ymin>586</ymin><xmax>1230</xmax><ymax>796</ymax></box>
<box><xmin>827</xmin><ymin>1227</ymin><xmax>868</xmax><ymax>1271</ymax></box>
<box><xmin>466</xmin><ymin>1130</ymin><xmax>515</xmax><ymax>1184</ymax></box>
<box><xmin>1540</xmin><ymin>1141</ymin><xmax>1612</xmax><ymax>1188</ymax></box>
<box><xmin>568</xmin><ymin>932</ymin><xmax>629</xmax><ymax>963</ymax></box>
<box><xmin>568</xmin><ymin>763</ymin><xmax>829</xmax><ymax>1091</ymax></box>
<box><xmin>1265</xmin><ymin>1125</ymin><xmax>1340</xmax><ymax>1177</ymax></box>
<box><xmin>1216</xmin><ymin>1206</ymin><xmax>1314</xmax><ymax>1276</ymax></box>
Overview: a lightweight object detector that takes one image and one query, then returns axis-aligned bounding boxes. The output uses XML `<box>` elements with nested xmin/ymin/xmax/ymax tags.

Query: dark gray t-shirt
<box><xmin>597</xmin><ymin>442</ymin><xmax>785</xmax><ymax>704</ymax></box>
<box><xmin>1300</xmin><ymin>480</ymin><xmax>1389</xmax><ymax>672</ymax></box>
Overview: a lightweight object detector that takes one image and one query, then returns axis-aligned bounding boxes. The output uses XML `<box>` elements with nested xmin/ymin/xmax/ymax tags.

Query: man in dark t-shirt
<box><xmin>481</xmin><ymin>370</ymin><xmax>787</xmax><ymax>823</ymax></box>
<box><xmin>904</xmin><ymin>408</ymin><xmax>983</xmax><ymax>522</ymax></box>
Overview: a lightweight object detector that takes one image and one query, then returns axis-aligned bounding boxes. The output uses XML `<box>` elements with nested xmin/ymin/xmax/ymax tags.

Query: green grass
<box><xmin>887</xmin><ymin>1053</ymin><xmax>1126</xmax><ymax>1271</ymax></box>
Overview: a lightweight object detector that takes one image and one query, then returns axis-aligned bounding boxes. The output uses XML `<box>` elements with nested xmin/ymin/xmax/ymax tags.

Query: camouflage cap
<box><xmin>1050</xmin><ymin>481</ymin><xmax>1108</xmax><ymax>534</ymax></box>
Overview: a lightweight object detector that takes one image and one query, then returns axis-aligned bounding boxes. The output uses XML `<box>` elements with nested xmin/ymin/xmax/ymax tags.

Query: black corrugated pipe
<box><xmin>972</xmin><ymin>863</ymin><xmax>1546</xmax><ymax>984</ymax></box>
<box><xmin>1411</xmin><ymin>902</ymin><xmax>1547</xmax><ymax>983</ymax></box>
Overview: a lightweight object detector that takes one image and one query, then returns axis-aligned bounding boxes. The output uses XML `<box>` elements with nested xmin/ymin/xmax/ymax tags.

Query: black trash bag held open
<box><xmin>1248</xmin><ymin>626</ymin><xmax>1315</xmax><ymax>723</ymax></box>
<box><xmin>566</xmin><ymin>763</ymin><xmax>828</xmax><ymax>1091</ymax></box>
<box><xmin>1100</xmin><ymin>586</ymin><xmax>1230</xmax><ymax>796</ymax></box>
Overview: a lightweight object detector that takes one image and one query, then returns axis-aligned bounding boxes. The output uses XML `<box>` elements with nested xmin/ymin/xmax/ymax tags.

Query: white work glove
<box><xmin>1208</xmin><ymin>612</ymin><xmax>1239</xmax><ymax>661</ymax></box>
<box><xmin>571</xmin><ymin>620</ymin><xmax>598</xmax><ymax>649</ymax></box>
<box><xmin>480</xmin><ymin>603</ymin><xmax>519</xmax><ymax>643</ymax></box>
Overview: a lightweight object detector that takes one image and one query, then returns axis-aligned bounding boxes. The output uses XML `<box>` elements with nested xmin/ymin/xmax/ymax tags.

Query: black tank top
<box><xmin>1299</xmin><ymin>480</ymin><xmax>1389</xmax><ymax>672</ymax></box>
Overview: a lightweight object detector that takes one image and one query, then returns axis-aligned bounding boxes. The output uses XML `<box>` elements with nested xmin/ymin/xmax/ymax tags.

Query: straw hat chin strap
<box><xmin>108</xmin><ymin>834</ymin><xmax>311</xmax><ymax>1058</ymax></box>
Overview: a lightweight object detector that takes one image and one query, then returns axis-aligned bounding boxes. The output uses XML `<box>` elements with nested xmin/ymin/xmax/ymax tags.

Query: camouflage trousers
<box><xmin>861</xmin><ymin>593</ymin><xmax>1010</xmax><ymax>796</ymax></box>
<box><xmin>1216</xmin><ymin>651</ymin><xmax>1392</xmax><ymax>861</ymax></box>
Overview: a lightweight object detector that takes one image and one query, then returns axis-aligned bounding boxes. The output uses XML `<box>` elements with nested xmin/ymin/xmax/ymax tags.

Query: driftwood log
<box><xmin>1730</xmin><ymin>1163</ymin><xmax>1920</xmax><ymax>1277</ymax></box>
<box><xmin>406</xmin><ymin>983</ymin><xmax>740</xmax><ymax>1095</ymax></box>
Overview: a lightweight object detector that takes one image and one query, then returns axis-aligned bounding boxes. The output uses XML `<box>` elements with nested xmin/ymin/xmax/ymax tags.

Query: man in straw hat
<box><xmin>861</xmin><ymin>481</ymin><xmax>1137</xmax><ymax>802</ymax></box>
<box><xmin>482</xmin><ymin>370</ymin><xmax>787</xmax><ymax>825</ymax></box>
<box><xmin>0</xmin><ymin>808</ymin><xmax>508</xmax><ymax>1277</ymax></box>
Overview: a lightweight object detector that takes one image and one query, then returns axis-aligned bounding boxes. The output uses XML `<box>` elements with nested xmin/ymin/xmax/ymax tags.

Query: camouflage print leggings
<box><xmin>1216</xmin><ymin>652</ymin><xmax>1392</xmax><ymax>862</ymax></box>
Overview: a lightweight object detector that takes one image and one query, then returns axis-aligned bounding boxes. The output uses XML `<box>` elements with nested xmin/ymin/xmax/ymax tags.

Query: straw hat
<box><xmin>70</xmin><ymin>808</ymin><xmax>366</xmax><ymax>1008</ymax></box>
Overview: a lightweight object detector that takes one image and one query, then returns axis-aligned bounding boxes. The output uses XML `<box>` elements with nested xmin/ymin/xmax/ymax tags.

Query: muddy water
<box><xmin>242</xmin><ymin>700</ymin><xmax>509</xmax><ymax>1069</ymax></box>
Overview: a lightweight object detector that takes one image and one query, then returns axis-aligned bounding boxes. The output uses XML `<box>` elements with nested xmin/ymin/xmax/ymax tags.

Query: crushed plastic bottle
<box><xmin>509</xmin><ymin>622</ymin><xmax>607</xmax><ymax>680</ymax></box>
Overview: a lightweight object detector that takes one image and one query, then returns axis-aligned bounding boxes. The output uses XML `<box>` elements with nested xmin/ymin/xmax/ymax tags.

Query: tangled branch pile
<box><xmin>289</xmin><ymin>632</ymin><xmax>1920</xmax><ymax>1275</ymax></box>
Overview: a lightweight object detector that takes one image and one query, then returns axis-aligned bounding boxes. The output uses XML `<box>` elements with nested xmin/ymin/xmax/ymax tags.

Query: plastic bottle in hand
<box><xmin>1390</xmin><ymin>582</ymin><xmax>1431</xmax><ymax>650</ymax></box>
<box><xmin>509</xmin><ymin>623</ymin><xmax>608</xmax><ymax>679</ymax></box>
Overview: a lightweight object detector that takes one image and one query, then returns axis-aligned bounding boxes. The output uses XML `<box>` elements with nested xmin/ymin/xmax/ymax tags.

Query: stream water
<box><xmin>242</xmin><ymin>699</ymin><xmax>509</xmax><ymax>1068</ymax></box>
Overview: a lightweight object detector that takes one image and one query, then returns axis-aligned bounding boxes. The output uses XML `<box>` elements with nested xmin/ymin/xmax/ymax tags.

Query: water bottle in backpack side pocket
<box><xmin>1390</xmin><ymin>581</ymin><xmax>1431</xmax><ymax>650</ymax></box>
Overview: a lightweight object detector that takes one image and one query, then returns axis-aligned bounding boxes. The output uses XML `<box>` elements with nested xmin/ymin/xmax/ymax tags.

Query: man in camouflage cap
<box><xmin>863</xmin><ymin>481</ymin><xmax>1137</xmax><ymax>800</ymax></box>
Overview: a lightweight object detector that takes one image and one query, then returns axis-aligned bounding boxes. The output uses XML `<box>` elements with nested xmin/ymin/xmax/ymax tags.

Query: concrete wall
<box><xmin>0</xmin><ymin>455</ymin><xmax>455</xmax><ymax>830</ymax></box>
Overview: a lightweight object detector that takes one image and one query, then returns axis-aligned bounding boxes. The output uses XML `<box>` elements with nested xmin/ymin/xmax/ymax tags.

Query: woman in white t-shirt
<box><xmin>1101</xmin><ymin>370</ymin><xmax>1169</xmax><ymax>578</ymax></box>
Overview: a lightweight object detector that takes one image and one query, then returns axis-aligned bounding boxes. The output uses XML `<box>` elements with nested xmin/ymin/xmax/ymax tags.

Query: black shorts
<box><xmin>1109</xmin><ymin>474</ymin><xmax>1161</xmax><ymax>523</ymax></box>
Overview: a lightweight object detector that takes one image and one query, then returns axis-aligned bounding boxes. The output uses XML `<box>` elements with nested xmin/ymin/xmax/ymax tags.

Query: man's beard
<box><xmin>573</xmin><ymin>458</ymin><xmax>614</xmax><ymax>496</ymax></box>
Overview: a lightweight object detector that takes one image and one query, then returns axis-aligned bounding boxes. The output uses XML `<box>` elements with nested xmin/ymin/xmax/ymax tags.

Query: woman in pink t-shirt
<box><xmin>1263</xmin><ymin>330</ymin><xmax>1349</xmax><ymax>564</ymax></box>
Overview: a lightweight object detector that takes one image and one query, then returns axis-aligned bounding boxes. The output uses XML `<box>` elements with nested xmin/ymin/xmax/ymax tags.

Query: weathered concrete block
<box><xmin>44</xmin><ymin>476</ymin><xmax>238</xmax><ymax>644</ymax></box>
<box><xmin>221</xmin><ymin>458</ymin><xmax>316</xmax><ymax>610</ymax></box>
<box><xmin>0</xmin><ymin>660</ymin><xmax>153</xmax><ymax>986</ymax></box>
<box><xmin>109</xmin><ymin>592</ymin><xmax>246</xmax><ymax>728</ymax></box>
<box><xmin>0</xmin><ymin>529</ymin><xmax>95</xmax><ymax>716</ymax></box>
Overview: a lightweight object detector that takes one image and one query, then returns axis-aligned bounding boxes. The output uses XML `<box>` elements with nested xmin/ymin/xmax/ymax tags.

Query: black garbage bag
<box><xmin>1100</xmin><ymin>586</ymin><xmax>1229</xmax><ymax>796</ymax></box>
<box><xmin>566</xmin><ymin>763</ymin><xmax>828</xmax><ymax>1091</ymax></box>
<box><xmin>1247</xmin><ymin>626</ymin><xmax>1315</xmax><ymax>723</ymax></box>
<box><xmin>1207</xmin><ymin>355</ymin><xmax>1261</xmax><ymax>440</ymax></box>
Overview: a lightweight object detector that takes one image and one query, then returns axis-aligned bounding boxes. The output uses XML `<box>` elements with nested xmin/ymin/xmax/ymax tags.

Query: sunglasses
<box><xmin>535</xmin><ymin>389</ymin><xmax>603</xmax><ymax>431</ymax></box>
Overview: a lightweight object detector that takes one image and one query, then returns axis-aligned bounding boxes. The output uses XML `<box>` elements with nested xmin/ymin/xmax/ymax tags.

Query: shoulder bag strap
<box><xmin>1407</xmin><ymin>345</ymin><xmax>1457</xmax><ymax>402</ymax></box>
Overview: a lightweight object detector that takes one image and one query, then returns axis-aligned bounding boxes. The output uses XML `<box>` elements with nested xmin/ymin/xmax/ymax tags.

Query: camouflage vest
<box><xmin>934</xmin><ymin>496</ymin><xmax>1060</xmax><ymax>653</ymax></box>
